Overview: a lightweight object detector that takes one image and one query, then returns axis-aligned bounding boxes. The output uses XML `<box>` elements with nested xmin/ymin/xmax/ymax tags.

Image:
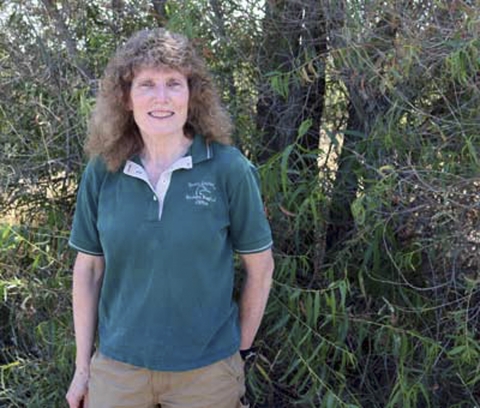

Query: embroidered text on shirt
<box><xmin>186</xmin><ymin>182</ymin><xmax>217</xmax><ymax>206</ymax></box>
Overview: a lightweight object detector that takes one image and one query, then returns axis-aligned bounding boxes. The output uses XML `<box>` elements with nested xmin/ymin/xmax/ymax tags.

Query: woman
<box><xmin>66</xmin><ymin>28</ymin><xmax>274</xmax><ymax>408</ymax></box>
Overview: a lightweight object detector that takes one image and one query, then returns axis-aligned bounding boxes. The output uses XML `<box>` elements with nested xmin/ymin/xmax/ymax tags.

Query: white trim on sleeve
<box><xmin>234</xmin><ymin>241</ymin><xmax>273</xmax><ymax>254</ymax></box>
<box><xmin>68</xmin><ymin>240</ymin><xmax>104</xmax><ymax>256</ymax></box>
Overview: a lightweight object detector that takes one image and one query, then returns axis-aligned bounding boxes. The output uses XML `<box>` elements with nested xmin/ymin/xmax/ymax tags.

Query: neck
<box><xmin>140</xmin><ymin>132</ymin><xmax>192</xmax><ymax>170</ymax></box>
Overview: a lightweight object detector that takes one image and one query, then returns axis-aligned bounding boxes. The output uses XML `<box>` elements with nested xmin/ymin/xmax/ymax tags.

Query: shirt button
<box><xmin>153</xmin><ymin>195</ymin><xmax>157</xmax><ymax>201</ymax></box>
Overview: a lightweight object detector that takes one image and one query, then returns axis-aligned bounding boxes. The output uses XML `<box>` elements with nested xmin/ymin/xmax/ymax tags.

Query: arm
<box><xmin>66</xmin><ymin>252</ymin><xmax>105</xmax><ymax>408</ymax></box>
<box><xmin>238</xmin><ymin>248</ymin><xmax>274</xmax><ymax>350</ymax></box>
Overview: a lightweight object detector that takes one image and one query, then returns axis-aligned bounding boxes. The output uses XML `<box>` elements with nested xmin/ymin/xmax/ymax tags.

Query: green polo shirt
<box><xmin>69</xmin><ymin>134</ymin><xmax>273</xmax><ymax>371</ymax></box>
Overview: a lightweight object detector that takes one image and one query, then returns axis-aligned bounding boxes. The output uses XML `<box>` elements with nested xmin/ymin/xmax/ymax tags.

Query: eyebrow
<box><xmin>135</xmin><ymin>74</ymin><xmax>186</xmax><ymax>82</ymax></box>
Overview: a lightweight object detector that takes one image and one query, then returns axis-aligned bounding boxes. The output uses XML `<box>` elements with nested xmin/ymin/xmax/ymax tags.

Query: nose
<box><xmin>154</xmin><ymin>84</ymin><xmax>169</xmax><ymax>102</ymax></box>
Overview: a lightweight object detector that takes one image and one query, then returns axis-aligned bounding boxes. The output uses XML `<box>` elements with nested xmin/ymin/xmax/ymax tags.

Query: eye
<box><xmin>167</xmin><ymin>79</ymin><xmax>183</xmax><ymax>88</ymax></box>
<box><xmin>137</xmin><ymin>80</ymin><xmax>154</xmax><ymax>88</ymax></box>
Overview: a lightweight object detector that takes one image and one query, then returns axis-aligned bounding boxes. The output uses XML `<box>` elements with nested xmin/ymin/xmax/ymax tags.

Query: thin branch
<box><xmin>40</xmin><ymin>0</ymin><xmax>93</xmax><ymax>80</ymax></box>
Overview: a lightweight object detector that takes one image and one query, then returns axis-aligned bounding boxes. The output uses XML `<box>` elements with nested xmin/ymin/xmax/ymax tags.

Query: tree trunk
<box><xmin>256</xmin><ymin>0</ymin><xmax>328</xmax><ymax>279</ymax></box>
<box><xmin>151</xmin><ymin>0</ymin><xmax>168</xmax><ymax>23</ymax></box>
<box><xmin>325</xmin><ymin>3</ymin><xmax>400</xmax><ymax>250</ymax></box>
<box><xmin>256</xmin><ymin>0</ymin><xmax>327</xmax><ymax>161</ymax></box>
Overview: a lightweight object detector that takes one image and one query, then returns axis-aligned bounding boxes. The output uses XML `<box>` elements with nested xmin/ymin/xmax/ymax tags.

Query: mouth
<box><xmin>148</xmin><ymin>110</ymin><xmax>174</xmax><ymax>119</ymax></box>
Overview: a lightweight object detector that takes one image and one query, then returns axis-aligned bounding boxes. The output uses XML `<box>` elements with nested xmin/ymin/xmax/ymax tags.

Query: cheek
<box><xmin>180</xmin><ymin>93</ymin><xmax>190</xmax><ymax>112</ymax></box>
<box><xmin>128</xmin><ymin>93</ymin><xmax>148</xmax><ymax>112</ymax></box>
<box><xmin>173</xmin><ymin>96</ymin><xmax>188</xmax><ymax>113</ymax></box>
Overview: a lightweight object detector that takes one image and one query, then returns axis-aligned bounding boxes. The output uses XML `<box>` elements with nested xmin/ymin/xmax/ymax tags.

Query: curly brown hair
<box><xmin>85</xmin><ymin>28</ymin><xmax>233</xmax><ymax>171</ymax></box>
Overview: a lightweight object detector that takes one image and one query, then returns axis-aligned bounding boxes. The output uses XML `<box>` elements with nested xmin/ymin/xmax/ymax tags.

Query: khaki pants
<box><xmin>88</xmin><ymin>351</ymin><xmax>249</xmax><ymax>408</ymax></box>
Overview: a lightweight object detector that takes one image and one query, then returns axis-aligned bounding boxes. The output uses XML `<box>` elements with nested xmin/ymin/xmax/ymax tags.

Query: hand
<box><xmin>66</xmin><ymin>369</ymin><xmax>89</xmax><ymax>408</ymax></box>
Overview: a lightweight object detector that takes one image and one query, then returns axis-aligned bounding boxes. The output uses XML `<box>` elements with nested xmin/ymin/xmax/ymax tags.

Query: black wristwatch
<box><xmin>239</xmin><ymin>347</ymin><xmax>257</xmax><ymax>361</ymax></box>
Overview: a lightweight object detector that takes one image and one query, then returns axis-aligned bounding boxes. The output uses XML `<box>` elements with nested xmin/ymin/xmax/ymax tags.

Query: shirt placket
<box><xmin>124</xmin><ymin>157</ymin><xmax>193</xmax><ymax>221</ymax></box>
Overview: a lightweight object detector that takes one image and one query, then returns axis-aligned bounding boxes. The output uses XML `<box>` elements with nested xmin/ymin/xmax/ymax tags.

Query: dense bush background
<box><xmin>1</xmin><ymin>1</ymin><xmax>479</xmax><ymax>407</ymax></box>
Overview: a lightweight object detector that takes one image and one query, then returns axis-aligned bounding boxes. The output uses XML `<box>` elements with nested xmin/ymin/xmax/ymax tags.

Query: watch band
<box><xmin>239</xmin><ymin>347</ymin><xmax>257</xmax><ymax>361</ymax></box>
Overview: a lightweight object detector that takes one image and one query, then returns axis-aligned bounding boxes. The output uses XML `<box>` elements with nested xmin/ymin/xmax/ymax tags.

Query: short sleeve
<box><xmin>227</xmin><ymin>158</ymin><xmax>273</xmax><ymax>254</ymax></box>
<box><xmin>68</xmin><ymin>158</ymin><xmax>106</xmax><ymax>256</ymax></box>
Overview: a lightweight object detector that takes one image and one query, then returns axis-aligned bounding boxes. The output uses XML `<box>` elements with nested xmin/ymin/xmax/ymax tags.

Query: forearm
<box><xmin>72</xmin><ymin>256</ymin><xmax>104</xmax><ymax>373</ymax></box>
<box><xmin>239</xmin><ymin>250</ymin><xmax>274</xmax><ymax>350</ymax></box>
<box><xmin>66</xmin><ymin>254</ymin><xmax>103</xmax><ymax>407</ymax></box>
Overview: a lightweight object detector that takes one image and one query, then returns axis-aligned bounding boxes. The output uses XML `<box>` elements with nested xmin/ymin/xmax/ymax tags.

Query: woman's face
<box><xmin>128</xmin><ymin>66</ymin><xmax>189</xmax><ymax>141</ymax></box>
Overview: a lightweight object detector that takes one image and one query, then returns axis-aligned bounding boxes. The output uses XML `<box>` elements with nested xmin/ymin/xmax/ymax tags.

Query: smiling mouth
<box><xmin>149</xmin><ymin>111</ymin><xmax>174</xmax><ymax>119</ymax></box>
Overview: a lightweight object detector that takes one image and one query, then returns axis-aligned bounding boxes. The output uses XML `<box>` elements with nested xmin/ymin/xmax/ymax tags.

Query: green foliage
<box><xmin>0</xmin><ymin>224</ymin><xmax>74</xmax><ymax>407</ymax></box>
<box><xmin>252</xmin><ymin>134</ymin><xmax>479</xmax><ymax>407</ymax></box>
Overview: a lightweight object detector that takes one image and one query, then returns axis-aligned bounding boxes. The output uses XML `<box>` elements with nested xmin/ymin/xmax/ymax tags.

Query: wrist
<box><xmin>239</xmin><ymin>346</ymin><xmax>257</xmax><ymax>361</ymax></box>
<box><xmin>74</xmin><ymin>364</ymin><xmax>90</xmax><ymax>377</ymax></box>
<box><xmin>75</xmin><ymin>350</ymin><xmax>93</xmax><ymax>374</ymax></box>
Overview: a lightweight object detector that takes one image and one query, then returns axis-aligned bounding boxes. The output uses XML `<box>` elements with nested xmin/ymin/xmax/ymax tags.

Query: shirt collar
<box><xmin>123</xmin><ymin>134</ymin><xmax>212</xmax><ymax>177</ymax></box>
<box><xmin>188</xmin><ymin>134</ymin><xmax>213</xmax><ymax>164</ymax></box>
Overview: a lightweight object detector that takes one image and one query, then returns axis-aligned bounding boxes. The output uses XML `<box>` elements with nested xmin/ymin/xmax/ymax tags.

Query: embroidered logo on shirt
<box><xmin>186</xmin><ymin>182</ymin><xmax>217</xmax><ymax>206</ymax></box>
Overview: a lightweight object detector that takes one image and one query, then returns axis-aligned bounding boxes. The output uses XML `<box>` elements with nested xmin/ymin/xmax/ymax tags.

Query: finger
<box><xmin>66</xmin><ymin>387</ymin><xmax>85</xmax><ymax>408</ymax></box>
<box><xmin>66</xmin><ymin>395</ymin><xmax>78</xmax><ymax>408</ymax></box>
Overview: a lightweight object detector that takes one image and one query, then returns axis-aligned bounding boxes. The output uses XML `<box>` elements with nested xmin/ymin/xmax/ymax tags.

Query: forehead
<box><xmin>132</xmin><ymin>65</ymin><xmax>187</xmax><ymax>81</ymax></box>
